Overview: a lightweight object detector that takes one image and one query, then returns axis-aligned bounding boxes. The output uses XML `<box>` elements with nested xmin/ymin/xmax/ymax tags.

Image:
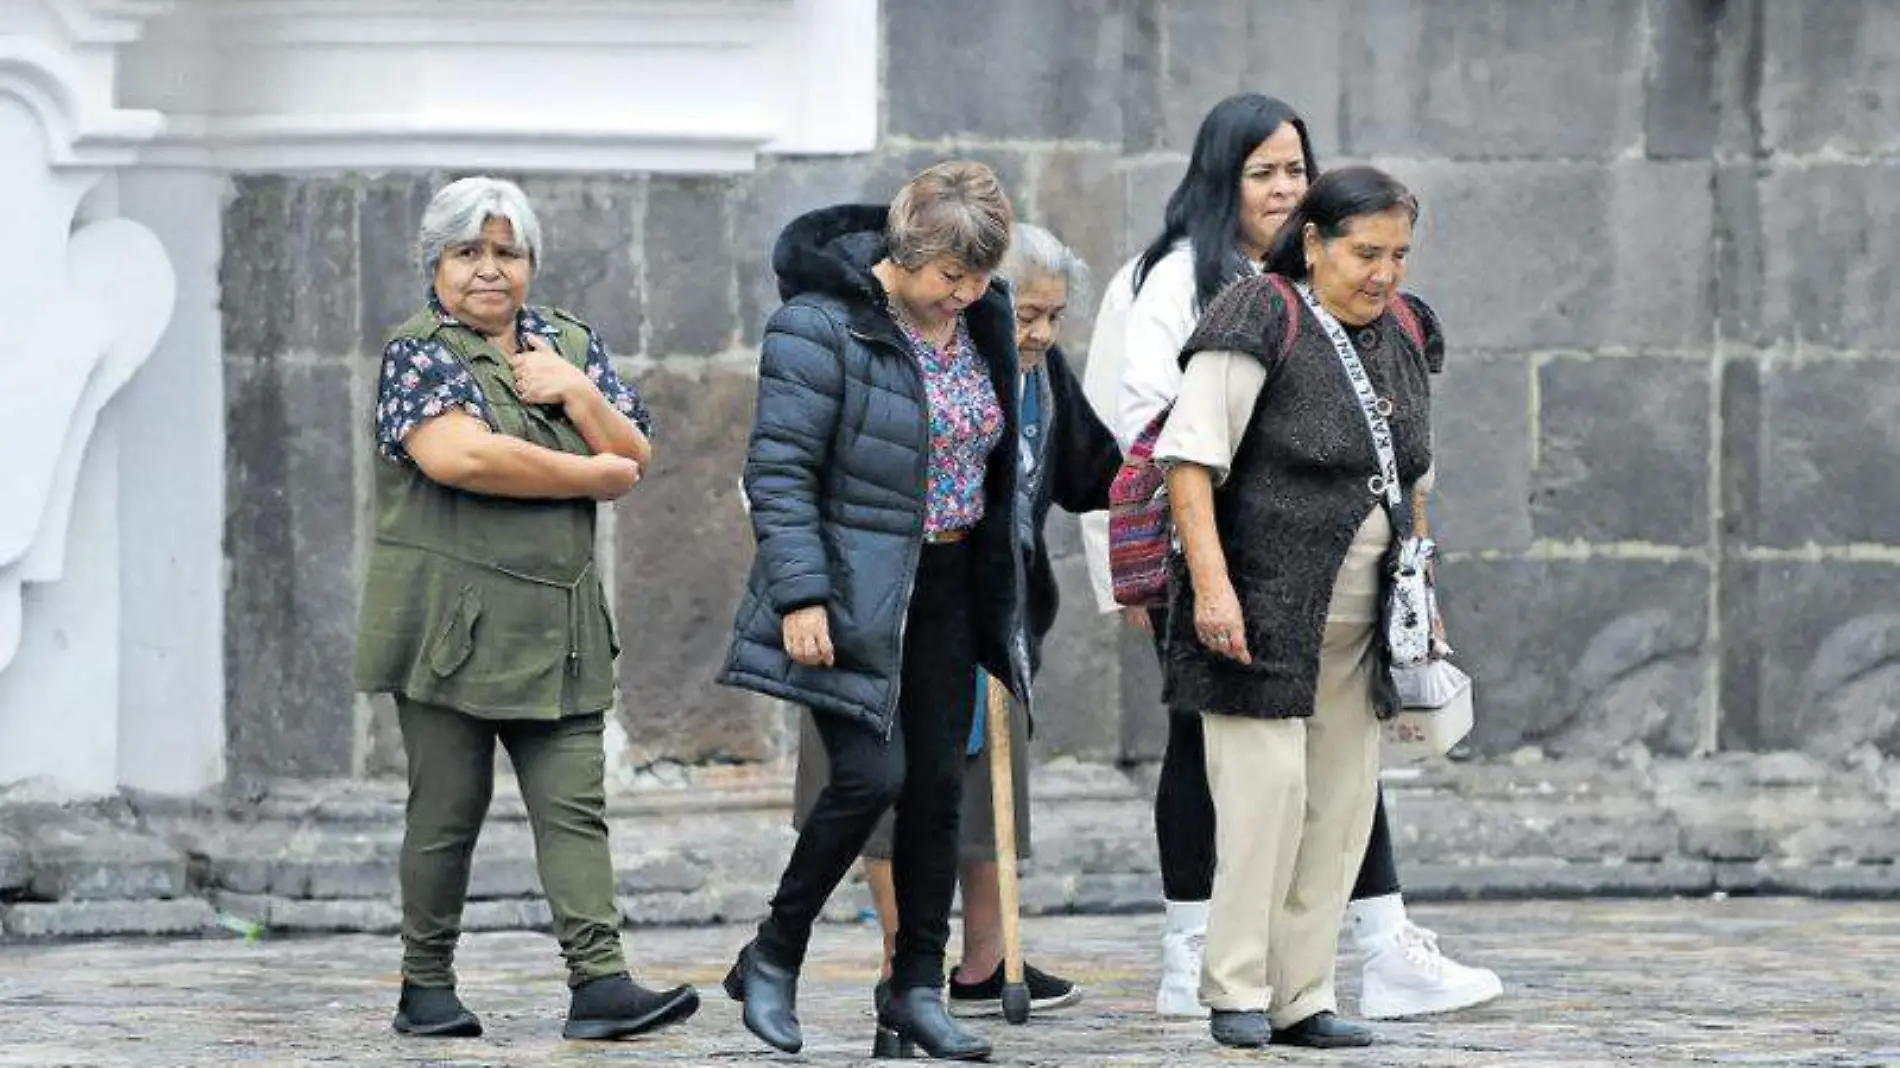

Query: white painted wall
<box><xmin>122</xmin><ymin>0</ymin><xmax>880</xmax><ymax>173</ymax></box>
<box><xmin>0</xmin><ymin>2</ymin><xmax>180</xmax><ymax>799</ymax></box>
<box><xmin>0</xmin><ymin>424</ymin><xmax>121</xmax><ymax>799</ymax></box>
<box><xmin>115</xmin><ymin>168</ymin><xmax>227</xmax><ymax>796</ymax></box>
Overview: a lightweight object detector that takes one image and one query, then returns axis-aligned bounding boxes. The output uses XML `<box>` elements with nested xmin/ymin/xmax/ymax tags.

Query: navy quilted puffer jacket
<box><xmin>718</xmin><ymin>204</ymin><xmax>1031</xmax><ymax>735</ymax></box>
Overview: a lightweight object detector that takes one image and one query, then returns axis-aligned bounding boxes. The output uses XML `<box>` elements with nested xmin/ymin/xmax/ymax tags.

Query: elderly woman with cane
<box><xmin>719</xmin><ymin>162</ymin><xmax>1032</xmax><ymax>1061</ymax></box>
<box><xmin>355</xmin><ymin>176</ymin><xmax>699</xmax><ymax>1041</ymax></box>
<box><xmin>786</xmin><ymin>222</ymin><xmax>1122</xmax><ymax>1019</ymax></box>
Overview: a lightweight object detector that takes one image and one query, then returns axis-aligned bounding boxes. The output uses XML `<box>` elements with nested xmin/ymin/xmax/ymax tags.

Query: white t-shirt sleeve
<box><xmin>1116</xmin><ymin>249</ymin><xmax>1198</xmax><ymax>448</ymax></box>
<box><xmin>1153</xmin><ymin>351</ymin><xmax>1267</xmax><ymax>487</ymax></box>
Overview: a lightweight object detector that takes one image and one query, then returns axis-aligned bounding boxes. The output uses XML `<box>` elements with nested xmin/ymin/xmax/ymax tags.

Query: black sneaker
<box><xmin>393</xmin><ymin>983</ymin><xmax>482</xmax><ymax>1038</ymax></box>
<box><xmin>948</xmin><ymin>962</ymin><xmax>1082</xmax><ymax>1017</ymax></box>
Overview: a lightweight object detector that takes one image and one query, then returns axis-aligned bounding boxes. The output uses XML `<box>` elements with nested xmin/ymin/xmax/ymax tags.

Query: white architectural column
<box><xmin>114</xmin><ymin>168</ymin><xmax>226</xmax><ymax>795</ymax></box>
<box><xmin>0</xmin><ymin>0</ymin><xmax>180</xmax><ymax>797</ymax></box>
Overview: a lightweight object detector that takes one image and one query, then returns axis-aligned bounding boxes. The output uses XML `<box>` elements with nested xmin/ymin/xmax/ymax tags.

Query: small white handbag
<box><xmin>1384</xmin><ymin>659</ymin><xmax>1474</xmax><ymax>763</ymax></box>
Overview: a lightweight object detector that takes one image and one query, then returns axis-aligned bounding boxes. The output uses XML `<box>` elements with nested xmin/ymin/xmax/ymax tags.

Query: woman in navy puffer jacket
<box><xmin>719</xmin><ymin>162</ymin><xmax>1026</xmax><ymax>1061</ymax></box>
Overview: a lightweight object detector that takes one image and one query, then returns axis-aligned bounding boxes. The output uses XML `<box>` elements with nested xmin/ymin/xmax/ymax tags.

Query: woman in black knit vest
<box><xmin>1155</xmin><ymin>167</ymin><xmax>1441</xmax><ymax>1051</ymax></box>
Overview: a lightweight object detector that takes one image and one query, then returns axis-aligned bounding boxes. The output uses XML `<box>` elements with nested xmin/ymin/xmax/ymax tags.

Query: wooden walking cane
<box><xmin>984</xmin><ymin>671</ymin><xmax>1032</xmax><ymax>1024</ymax></box>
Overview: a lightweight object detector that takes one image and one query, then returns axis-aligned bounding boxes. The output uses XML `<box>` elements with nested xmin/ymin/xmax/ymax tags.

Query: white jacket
<box><xmin>1115</xmin><ymin>245</ymin><xmax>1201</xmax><ymax>451</ymax></box>
<box><xmin>1078</xmin><ymin>258</ymin><xmax>1140</xmax><ymax>614</ymax></box>
<box><xmin>1079</xmin><ymin>249</ymin><xmax>1201</xmax><ymax>615</ymax></box>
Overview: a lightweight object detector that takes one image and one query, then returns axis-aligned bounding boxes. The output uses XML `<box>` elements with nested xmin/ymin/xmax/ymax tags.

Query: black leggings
<box><xmin>755</xmin><ymin>542</ymin><xmax>976</xmax><ymax>990</ymax></box>
<box><xmin>1151</xmin><ymin>608</ymin><xmax>1403</xmax><ymax>903</ymax></box>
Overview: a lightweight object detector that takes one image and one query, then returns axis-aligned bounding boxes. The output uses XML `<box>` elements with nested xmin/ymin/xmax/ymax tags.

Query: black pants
<box><xmin>1151</xmin><ymin>607</ymin><xmax>1403</xmax><ymax>903</ymax></box>
<box><xmin>755</xmin><ymin>542</ymin><xmax>976</xmax><ymax>990</ymax></box>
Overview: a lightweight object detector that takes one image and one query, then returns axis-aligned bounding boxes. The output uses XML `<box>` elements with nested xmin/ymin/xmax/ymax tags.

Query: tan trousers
<box><xmin>1199</xmin><ymin>620</ymin><xmax>1382</xmax><ymax>1026</ymax></box>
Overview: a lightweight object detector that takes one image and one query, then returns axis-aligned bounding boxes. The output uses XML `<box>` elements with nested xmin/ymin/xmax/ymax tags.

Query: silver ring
<box><xmin>1368</xmin><ymin>474</ymin><xmax>1388</xmax><ymax>495</ymax></box>
<box><xmin>1376</xmin><ymin>397</ymin><xmax>1395</xmax><ymax>417</ymax></box>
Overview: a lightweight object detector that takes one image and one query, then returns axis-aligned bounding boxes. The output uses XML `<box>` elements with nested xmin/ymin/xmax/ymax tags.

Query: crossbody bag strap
<box><xmin>1293</xmin><ymin>283</ymin><xmax>1404</xmax><ymax>517</ymax></box>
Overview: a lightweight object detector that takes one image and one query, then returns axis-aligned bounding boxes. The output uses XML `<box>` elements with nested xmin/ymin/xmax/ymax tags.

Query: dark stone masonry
<box><xmin>212</xmin><ymin>1</ymin><xmax>1900</xmax><ymax>784</ymax></box>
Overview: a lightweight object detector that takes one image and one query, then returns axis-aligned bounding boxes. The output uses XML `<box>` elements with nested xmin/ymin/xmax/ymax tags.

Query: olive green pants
<box><xmin>397</xmin><ymin>697</ymin><xmax>625</xmax><ymax>988</ymax></box>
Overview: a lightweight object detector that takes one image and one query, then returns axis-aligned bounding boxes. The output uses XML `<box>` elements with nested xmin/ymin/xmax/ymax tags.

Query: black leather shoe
<box><xmin>563</xmin><ymin>973</ymin><xmax>700</xmax><ymax>1040</ymax></box>
<box><xmin>723</xmin><ymin>941</ymin><xmax>803</xmax><ymax>1054</ymax></box>
<box><xmin>1272</xmin><ymin>1010</ymin><xmax>1374</xmax><ymax>1048</ymax></box>
<box><xmin>392</xmin><ymin>983</ymin><xmax>482</xmax><ymax>1038</ymax></box>
<box><xmin>1208</xmin><ymin>1008</ymin><xmax>1271</xmax><ymax>1048</ymax></box>
<box><xmin>874</xmin><ymin>985</ymin><xmax>991</xmax><ymax>1061</ymax></box>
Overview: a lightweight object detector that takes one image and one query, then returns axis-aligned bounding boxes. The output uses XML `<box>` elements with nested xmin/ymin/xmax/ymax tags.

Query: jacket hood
<box><xmin>771</xmin><ymin>203</ymin><xmax>890</xmax><ymax>303</ymax></box>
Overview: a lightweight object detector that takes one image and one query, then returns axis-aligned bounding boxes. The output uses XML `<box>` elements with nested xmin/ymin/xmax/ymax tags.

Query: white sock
<box><xmin>1345</xmin><ymin>892</ymin><xmax>1406</xmax><ymax>949</ymax></box>
<box><xmin>1163</xmin><ymin>899</ymin><xmax>1209</xmax><ymax>935</ymax></box>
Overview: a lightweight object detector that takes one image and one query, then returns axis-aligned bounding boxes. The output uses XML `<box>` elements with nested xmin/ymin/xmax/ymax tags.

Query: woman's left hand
<box><xmin>510</xmin><ymin>335</ymin><xmax>594</xmax><ymax>406</ymax></box>
<box><xmin>1193</xmin><ymin>579</ymin><xmax>1252</xmax><ymax>665</ymax></box>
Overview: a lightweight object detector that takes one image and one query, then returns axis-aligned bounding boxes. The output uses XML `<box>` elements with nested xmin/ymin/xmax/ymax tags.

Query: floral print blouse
<box><xmin>892</xmin><ymin>313</ymin><xmax>1005</xmax><ymax>535</ymax></box>
<box><xmin>374</xmin><ymin>294</ymin><xmax>652</xmax><ymax>464</ymax></box>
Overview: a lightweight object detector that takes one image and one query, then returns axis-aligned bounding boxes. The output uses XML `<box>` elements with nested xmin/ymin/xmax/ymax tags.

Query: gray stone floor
<box><xmin>1</xmin><ymin>897</ymin><xmax>1897</xmax><ymax>1066</ymax></box>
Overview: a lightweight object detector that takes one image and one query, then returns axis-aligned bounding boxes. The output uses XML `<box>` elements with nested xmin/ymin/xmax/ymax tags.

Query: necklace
<box><xmin>886</xmin><ymin>296</ymin><xmax>954</xmax><ymax>351</ymax></box>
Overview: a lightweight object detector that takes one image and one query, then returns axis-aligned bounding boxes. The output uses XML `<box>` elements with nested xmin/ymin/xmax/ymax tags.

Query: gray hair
<box><xmin>999</xmin><ymin>223</ymin><xmax>1093</xmax><ymax>319</ymax></box>
<box><xmin>416</xmin><ymin>176</ymin><xmax>544</xmax><ymax>282</ymax></box>
<box><xmin>886</xmin><ymin>161</ymin><xmax>1013</xmax><ymax>273</ymax></box>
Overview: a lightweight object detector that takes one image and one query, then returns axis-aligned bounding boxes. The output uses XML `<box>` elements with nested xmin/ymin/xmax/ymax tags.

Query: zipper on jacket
<box><xmin>849</xmin><ymin>323</ymin><xmax>929</xmax><ymax>741</ymax></box>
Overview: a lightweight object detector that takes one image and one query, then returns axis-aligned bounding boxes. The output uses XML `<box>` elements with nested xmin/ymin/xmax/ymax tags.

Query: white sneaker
<box><xmin>1357</xmin><ymin>921</ymin><xmax>1503</xmax><ymax>1020</ymax></box>
<box><xmin>1156</xmin><ymin>901</ymin><xmax>1209</xmax><ymax>1018</ymax></box>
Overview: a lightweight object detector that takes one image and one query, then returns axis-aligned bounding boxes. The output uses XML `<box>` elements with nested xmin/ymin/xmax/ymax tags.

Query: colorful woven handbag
<box><xmin>1105</xmin><ymin>274</ymin><xmax>1304</xmax><ymax>608</ymax></box>
<box><xmin>1106</xmin><ymin>406</ymin><xmax>1174</xmax><ymax>607</ymax></box>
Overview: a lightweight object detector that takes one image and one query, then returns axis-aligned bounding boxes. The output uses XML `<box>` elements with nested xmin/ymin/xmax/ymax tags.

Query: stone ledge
<box><xmin>1</xmin><ymin>899</ymin><xmax>215</xmax><ymax>939</ymax></box>
<box><xmin>2</xmin><ymin>754</ymin><xmax>1898</xmax><ymax>941</ymax></box>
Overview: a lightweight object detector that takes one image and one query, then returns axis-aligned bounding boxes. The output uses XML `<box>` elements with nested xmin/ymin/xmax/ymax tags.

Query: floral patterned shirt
<box><xmin>374</xmin><ymin>294</ymin><xmax>652</xmax><ymax>464</ymax></box>
<box><xmin>892</xmin><ymin>313</ymin><xmax>1004</xmax><ymax>535</ymax></box>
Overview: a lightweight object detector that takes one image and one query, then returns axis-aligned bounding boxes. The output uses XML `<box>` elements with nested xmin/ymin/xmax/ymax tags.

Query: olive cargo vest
<box><xmin>353</xmin><ymin>306</ymin><xmax>619</xmax><ymax>719</ymax></box>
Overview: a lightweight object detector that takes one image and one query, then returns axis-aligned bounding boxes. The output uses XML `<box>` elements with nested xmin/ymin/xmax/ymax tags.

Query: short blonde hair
<box><xmin>886</xmin><ymin>161</ymin><xmax>1013</xmax><ymax>273</ymax></box>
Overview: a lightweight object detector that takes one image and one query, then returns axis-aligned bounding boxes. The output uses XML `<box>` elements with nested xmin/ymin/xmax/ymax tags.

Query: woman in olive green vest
<box><xmin>356</xmin><ymin>176</ymin><xmax>698</xmax><ymax>1042</ymax></box>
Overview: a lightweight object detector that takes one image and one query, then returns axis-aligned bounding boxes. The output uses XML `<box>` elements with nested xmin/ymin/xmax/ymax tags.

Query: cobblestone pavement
<box><xmin>0</xmin><ymin>898</ymin><xmax>1896</xmax><ymax>1066</ymax></box>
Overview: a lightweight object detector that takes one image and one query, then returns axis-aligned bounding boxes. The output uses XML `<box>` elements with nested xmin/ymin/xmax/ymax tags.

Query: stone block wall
<box><xmin>217</xmin><ymin>0</ymin><xmax>1900</xmax><ymax>781</ymax></box>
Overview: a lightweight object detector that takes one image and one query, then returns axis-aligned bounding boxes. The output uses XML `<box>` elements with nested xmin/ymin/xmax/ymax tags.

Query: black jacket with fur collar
<box><xmin>719</xmin><ymin>204</ymin><xmax>1032</xmax><ymax>734</ymax></box>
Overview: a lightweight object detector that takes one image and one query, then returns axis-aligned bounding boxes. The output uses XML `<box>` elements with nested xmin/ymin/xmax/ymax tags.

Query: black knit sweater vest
<box><xmin>1162</xmin><ymin>275</ymin><xmax>1443</xmax><ymax>720</ymax></box>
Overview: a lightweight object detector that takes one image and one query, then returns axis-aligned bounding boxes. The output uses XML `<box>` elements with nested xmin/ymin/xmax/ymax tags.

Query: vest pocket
<box><xmin>599</xmin><ymin>601</ymin><xmax>621</xmax><ymax>658</ymax></box>
<box><xmin>427</xmin><ymin>584</ymin><xmax>483</xmax><ymax>677</ymax></box>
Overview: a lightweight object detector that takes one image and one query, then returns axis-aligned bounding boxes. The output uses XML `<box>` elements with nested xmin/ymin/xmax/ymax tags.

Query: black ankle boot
<box><xmin>562</xmin><ymin>973</ymin><xmax>700</xmax><ymax>1040</ymax></box>
<box><xmin>874</xmin><ymin>985</ymin><xmax>990</xmax><ymax>1061</ymax></box>
<box><xmin>392</xmin><ymin>983</ymin><xmax>482</xmax><ymax>1038</ymax></box>
<box><xmin>723</xmin><ymin>941</ymin><xmax>803</xmax><ymax>1054</ymax></box>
